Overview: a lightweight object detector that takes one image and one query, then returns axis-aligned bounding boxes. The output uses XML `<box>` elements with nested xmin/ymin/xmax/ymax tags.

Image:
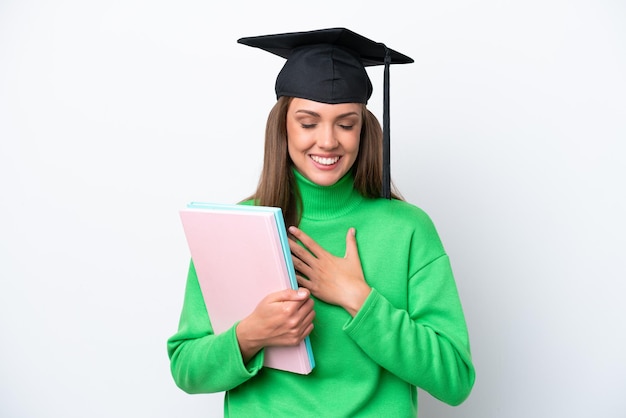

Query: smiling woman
<box><xmin>167</xmin><ymin>27</ymin><xmax>475</xmax><ymax>417</ymax></box>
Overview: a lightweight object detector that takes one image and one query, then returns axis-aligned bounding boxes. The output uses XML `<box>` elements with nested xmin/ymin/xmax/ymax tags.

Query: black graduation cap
<box><xmin>238</xmin><ymin>27</ymin><xmax>414</xmax><ymax>199</ymax></box>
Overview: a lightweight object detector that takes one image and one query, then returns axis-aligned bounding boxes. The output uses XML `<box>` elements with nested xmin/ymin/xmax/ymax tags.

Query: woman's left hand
<box><xmin>288</xmin><ymin>226</ymin><xmax>371</xmax><ymax>317</ymax></box>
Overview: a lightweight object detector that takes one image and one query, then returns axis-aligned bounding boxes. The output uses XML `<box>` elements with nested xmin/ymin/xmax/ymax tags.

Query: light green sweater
<box><xmin>168</xmin><ymin>170</ymin><xmax>475</xmax><ymax>417</ymax></box>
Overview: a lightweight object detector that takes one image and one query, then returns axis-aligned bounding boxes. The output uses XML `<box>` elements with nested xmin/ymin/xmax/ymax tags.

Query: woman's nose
<box><xmin>316</xmin><ymin>125</ymin><xmax>338</xmax><ymax>149</ymax></box>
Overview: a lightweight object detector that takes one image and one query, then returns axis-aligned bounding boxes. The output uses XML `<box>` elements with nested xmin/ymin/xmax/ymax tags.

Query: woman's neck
<box><xmin>293</xmin><ymin>168</ymin><xmax>363</xmax><ymax>221</ymax></box>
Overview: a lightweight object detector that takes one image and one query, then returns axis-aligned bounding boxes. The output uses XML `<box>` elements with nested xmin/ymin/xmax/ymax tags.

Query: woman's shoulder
<box><xmin>356</xmin><ymin>197</ymin><xmax>438</xmax><ymax>234</ymax></box>
<box><xmin>367</xmin><ymin>197</ymin><xmax>433</xmax><ymax>222</ymax></box>
<box><xmin>237</xmin><ymin>198</ymin><xmax>256</xmax><ymax>206</ymax></box>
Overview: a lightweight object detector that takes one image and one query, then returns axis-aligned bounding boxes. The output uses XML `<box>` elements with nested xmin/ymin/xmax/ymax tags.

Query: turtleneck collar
<box><xmin>293</xmin><ymin>168</ymin><xmax>364</xmax><ymax>221</ymax></box>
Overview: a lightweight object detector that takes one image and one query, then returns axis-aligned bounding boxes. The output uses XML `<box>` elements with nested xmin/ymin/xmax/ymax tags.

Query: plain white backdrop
<box><xmin>1</xmin><ymin>1</ymin><xmax>625</xmax><ymax>417</ymax></box>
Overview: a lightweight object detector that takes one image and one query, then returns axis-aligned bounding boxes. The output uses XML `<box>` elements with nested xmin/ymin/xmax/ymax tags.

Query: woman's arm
<box><xmin>167</xmin><ymin>261</ymin><xmax>315</xmax><ymax>393</ymax></box>
<box><xmin>288</xmin><ymin>226</ymin><xmax>475</xmax><ymax>405</ymax></box>
<box><xmin>345</xmin><ymin>255</ymin><xmax>475</xmax><ymax>405</ymax></box>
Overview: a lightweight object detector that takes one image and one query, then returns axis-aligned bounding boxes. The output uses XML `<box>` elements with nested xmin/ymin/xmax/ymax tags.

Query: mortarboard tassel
<box><xmin>382</xmin><ymin>45</ymin><xmax>391</xmax><ymax>199</ymax></box>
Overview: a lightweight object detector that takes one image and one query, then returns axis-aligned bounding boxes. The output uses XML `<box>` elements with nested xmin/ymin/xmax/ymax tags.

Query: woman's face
<box><xmin>286</xmin><ymin>98</ymin><xmax>362</xmax><ymax>187</ymax></box>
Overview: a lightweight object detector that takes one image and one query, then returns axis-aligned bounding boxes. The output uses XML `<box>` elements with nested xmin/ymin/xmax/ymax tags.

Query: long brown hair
<box><xmin>246</xmin><ymin>96</ymin><xmax>402</xmax><ymax>227</ymax></box>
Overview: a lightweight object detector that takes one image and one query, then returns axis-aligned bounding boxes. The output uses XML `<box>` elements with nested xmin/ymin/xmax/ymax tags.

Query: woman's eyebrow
<box><xmin>294</xmin><ymin>110</ymin><xmax>360</xmax><ymax>119</ymax></box>
<box><xmin>294</xmin><ymin>109</ymin><xmax>320</xmax><ymax>117</ymax></box>
<box><xmin>336</xmin><ymin>112</ymin><xmax>360</xmax><ymax>119</ymax></box>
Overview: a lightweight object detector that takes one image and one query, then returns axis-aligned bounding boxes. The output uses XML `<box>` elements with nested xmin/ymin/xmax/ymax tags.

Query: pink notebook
<box><xmin>179</xmin><ymin>202</ymin><xmax>315</xmax><ymax>375</ymax></box>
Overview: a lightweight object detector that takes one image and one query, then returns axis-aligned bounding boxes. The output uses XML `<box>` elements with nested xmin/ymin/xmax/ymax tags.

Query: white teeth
<box><xmin>311</xmin><ymin>155</ymin><xmax>340</xmax><ymax>165</ymax></box>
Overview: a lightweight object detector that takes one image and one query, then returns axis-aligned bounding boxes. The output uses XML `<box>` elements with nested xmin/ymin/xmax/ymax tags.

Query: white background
<box><xmin>1</xmin><ymin>1</ymin><xmax>625</xmax><ymax>417</ymax></box>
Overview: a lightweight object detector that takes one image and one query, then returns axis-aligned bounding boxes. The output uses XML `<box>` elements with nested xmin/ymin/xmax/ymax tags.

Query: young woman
<box><xmin>168</xmin><ymin>28</ymin><xmax>475</xmax><ymax>417</ymax></box>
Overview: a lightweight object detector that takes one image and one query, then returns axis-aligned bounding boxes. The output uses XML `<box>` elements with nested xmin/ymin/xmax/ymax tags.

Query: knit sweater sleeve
<box><xmin>167</xmin><ymin>260</ymin><xmax>264</xmax><ymax>393</ymax></box>
<box><xmin>343</xmin><ymin>226</ymin><xmax>475</xmax><ymax>405</ymax></box>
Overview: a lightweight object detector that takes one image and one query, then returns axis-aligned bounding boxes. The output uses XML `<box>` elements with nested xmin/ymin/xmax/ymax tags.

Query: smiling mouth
<box><xmin>310</xmin><ymin>155</ymin><xmax>340</xmax><ymax>166</ymax></box>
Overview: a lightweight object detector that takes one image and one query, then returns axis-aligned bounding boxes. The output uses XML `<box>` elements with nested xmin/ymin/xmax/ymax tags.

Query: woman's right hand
<box><xmin>235</xmin><ymin>288</ymin><xmax>315</xmax><ymax>363</ymax></box>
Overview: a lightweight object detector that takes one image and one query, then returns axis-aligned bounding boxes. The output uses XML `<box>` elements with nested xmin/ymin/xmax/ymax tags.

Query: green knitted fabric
<box><xmin>168</xmin><ymin>170</ymin><xmax>475</xmax><ymax>417</ymax></box>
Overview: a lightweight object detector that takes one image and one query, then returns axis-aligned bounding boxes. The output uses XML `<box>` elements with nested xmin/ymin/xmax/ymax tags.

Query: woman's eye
<box><xmin>301</xmin><ymin>123</ymin><xmax>316</xmax><ymax>129</ymax></box>
<box><xmin>339</xmin><ymin>124</ymin><xmax>354</xmax><ymax>130</ymax></box>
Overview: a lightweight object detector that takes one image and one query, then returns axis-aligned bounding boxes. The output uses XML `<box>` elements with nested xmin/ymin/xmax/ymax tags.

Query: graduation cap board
<box><xmin>238</xmin><ymin>27</ymin><xmax>414</xmax><ymax>199</ymax></box>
